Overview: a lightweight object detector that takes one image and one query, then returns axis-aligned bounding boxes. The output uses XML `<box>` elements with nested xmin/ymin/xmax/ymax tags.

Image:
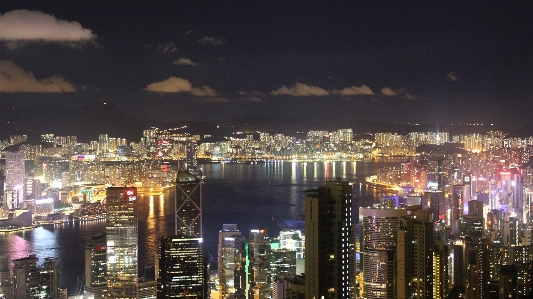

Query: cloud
<box><xmin>197</xmin><ymin>36</ymin><xmax>226</xmax><ymax>46</ymax></box>
<box><xmin>397</xmin><ymin>87</ymin><xmax>416</xmax><ymax>100</ymax></box>
<box><xmin>333</xmin><ymin>84</ymin><xmax>374</xmax><ymax>96</ymax></box>
<box><xmin>0</xmin><ymin>60</ymin><xmax>77</xmax><ymax>92</ymax></box>
<box><xmin>191</xmin><ymin>85</ymin><xmax>218</xmax><ymax>97</ymax></box>
<box><xmin>238</xmin><ymin>91</ymin><xmax>265</xmax><ymax>102</ymax></box>
<box><xmin>381</xmin><ymin>87</ymin><xmax>397</xmax><ymax>96</ymax></box>
<box><xmin>0</xmin><ymin>10</ymin><xmax>95</xmax><ymax>42</ymax></box>
<box><xmin>144</xmin><ymin>76</ymin><xmax>218</xmax><ymax>97</ymax></box>
<box><xmin>447</xmin><ymin>71</ymin><xmax>458</xmax><ymax>81</ymax></box>
<box><xmin>270</xmin><ymin>83</ymin><xmax>329</xmax><ymax>96</ymax></box>
<box><xmin>156</xmin><ymin>42</ymin><xmax>177</xmax><ymax>54</ymax></box>
<box><xmin>173</xmin><ymin>58</ymin><xmax>199</xmax><ymax>66</ymax></box>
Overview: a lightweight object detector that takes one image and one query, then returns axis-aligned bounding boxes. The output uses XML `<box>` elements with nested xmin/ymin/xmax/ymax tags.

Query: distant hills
<box><xmin>0</xmin><ymin>103</ymin><xmax>531</xmax><ymax>143</ymax></box>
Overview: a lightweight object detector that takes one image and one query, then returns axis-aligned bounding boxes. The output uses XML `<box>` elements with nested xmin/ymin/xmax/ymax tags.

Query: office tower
<box><xmin>360</xmin><ymin>207</ymin><xmax>404</xmax><ymax>299</ymax></box>
<box><xmin>106</xmin><ymin>187</ymin><xmax>138</xmax><ymax>299</ymax></box>
<box><xmin>84</xmin><ymin>232</ymin><xmax>107</xmax><ymax>299</ymax></box>
<box><xmin>12</xmin><ymin>255</ymin><xmax>59</xmax><ymax>299</ymax></box>
<box><xmin>157</xmin><ymin>236</ymin><xmax>207</xmax><ymax>298</ymax></box>
<box><xmin>396</xmin><ymin>208</ymin><xmax>434</xmax><ymax>299</ymax></box>
<box><xmin>175</xmin><ymin>170</ymin><xmax>202</xmax><ymax>237</ymax></box>
<box><xmin>186</xmin><ymin>141</ymin><xmax>198</xmax><ymax>169</ymax></box>
<box><xmin>248</xmin><ymin>228</ymin><xmax>271</xmax><ymax>299</ymax></box>
<box><xmin>451</xmin><ymin>184</ymin><xmax>471</xmax><ymax>234</ymax></box>
<box><xmin>157</xmin><ymin>171</ymin><xmax>207</xmax><ymax>299</ymax></box>
<box><xmin>270</xmin><ymin>249</ymin><xmax>296</xmax><ymax>280</ymax></box>
<box><xmin>5</xmin><ymin>152</ymin><xmax>25</xmax><ymax>209</ymax></box>
<box><xmin>305</xmin><ymin>180</ymin><xmax>352</xmax><ymax>299</ymax></box>
<box><xmin>138</xmin><ymin>278</ymin><xmax>157</xmax><ymax>299</ymax></box>
<box><xmin>218</xmin><ymin>224</ymin><xmax>246</xmax><ymax>299</ymax></box>
<box><xmin>278</xmin><ymin>229</ymin><xmax>304</xmax><ymax>275</ymax></box>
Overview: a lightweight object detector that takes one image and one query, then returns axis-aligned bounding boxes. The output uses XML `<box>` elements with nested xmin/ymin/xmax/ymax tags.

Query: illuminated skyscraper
<box><xmin>360</xmin><ymin>207</ymin><xmax>404</xmax><ymax>299</ymax></box>
<box><xmin>157</xmin><ymin>171</ymin><xmax>207</xmax><ymax>298</ymax></box>
<box><xmin>157</xmin><ymin>236</ymin><xmax>207</xmax><ymax>299</ymax></box>
<box><xmin>305</xmin><ymin>180</ymin><xmax>353</xmax><ymax>299</ymax></box>
<box><xmin>248</xmin><ymin>228</ymin><xmax>271</xmax><ymax>299</ymax></box>
<box><xmin>12</xmin><ymin>255</ymin><xmax>59</xmax><ymax>299</ymax></box>
<box><xmin>84</xmin><ymin>232</ymin><xmax>107</xmax><ymax>299</ymax></box>
<box><xmin>218</xmin><ymin>224</ymin><xmax>246</xmax><ymax>299</ymax></box>
<box><xmin>175</xmin><ymin>170</ymin><xmax>202</xmax><ymax>237</ymax></box>
<box><xmin>5</xmin><ymin>152</ymin><xmax>25</xmax><ymax>209</ymax></box>
<box><xmin>106</xmin><ymin>187</ymin><xmax>138</xmax><ymax>299</ymax></box>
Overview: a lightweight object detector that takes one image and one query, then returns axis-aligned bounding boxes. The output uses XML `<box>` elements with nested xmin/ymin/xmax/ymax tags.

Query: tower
<box><xmin>218</xmin><ymin>224</ymin><xmax>246</xmax><ymax>299</ymax></box>
<box><xmin>360</xmin><ymin>207</ymin><xmax>404</xmax><ymax>299</ymax></box>
<box><xmin>157</xmin><ymin>236</ymin><xmax>207</xmax><ymax>298</ymax></box>
<box><xmin>157</xmin><ymin>171</ymin><xmax>207</xmax><ymax>299</ymax></box>
<box><xmin>5</xmin><ymin>152</ymin><xmax>25</xmax><ymax>209</ymax></box>
<box><xmin>106</xmin><ymin>187</ymin><xmax>138</xmax><ymax>299</ymax></box>
<box><xmin>305</xmin><ymin>180</ymin><xmax>353</xmax><ymax>299</ymax></box>
<box><xmin>175</xmin><ymin>170</ymin><xmax>202</xmax><ymax>237</ymax></box>
<box><xmin>248</xmin><ymin>228</ymin><xmax>271</xmax><ymax>299</ymax></box>
<box><xmin>84</xmin><ymin>232</ymin><xmax>107</xmax><ymax>298</ymax></box>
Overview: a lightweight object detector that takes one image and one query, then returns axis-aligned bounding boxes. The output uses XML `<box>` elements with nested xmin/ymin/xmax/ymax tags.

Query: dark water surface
<box><xmin>0</xmin><ymin>159</ymin><xmax>404</xmax><ymax>294</ymax></box>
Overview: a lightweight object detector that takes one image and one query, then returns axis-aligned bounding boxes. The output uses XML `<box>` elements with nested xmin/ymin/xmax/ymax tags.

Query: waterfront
<box><xmin>0</xmin><ymin>159</ymin><xmax>405</xmax><ymax>295</ymax></box>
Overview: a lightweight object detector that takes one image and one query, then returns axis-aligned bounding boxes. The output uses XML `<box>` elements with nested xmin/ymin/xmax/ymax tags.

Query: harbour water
<box><xmin>0</xmin><ymin>159</ymin><xmax>405</xmax><ymax>295</ymax></box>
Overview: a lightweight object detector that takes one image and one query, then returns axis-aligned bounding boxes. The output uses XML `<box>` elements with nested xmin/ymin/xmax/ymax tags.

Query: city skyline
<box><xmin>0</xmin><ymin>2</ymin><xmax>532</xmax><ymax>127</ymax></box>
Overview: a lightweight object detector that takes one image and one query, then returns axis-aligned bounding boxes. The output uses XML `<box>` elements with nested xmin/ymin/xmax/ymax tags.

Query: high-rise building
<box><xmin>12</xmin><ymin>255</ymin><xmax>59</xmax><ymax>299</ymax></box>
<box><xmin>396</xmin><ymin>209</ymin><xmax>434</xmax><ymax>299</ymax></box>
<box><xmin>270</xmin><ymin>249</ymin><xmax>296</xmax><ymax>281</ymax></box>
<box><xmin>248</xmin><ymin>228</ymin><xmax>271</xmax><ymax>299</ymax></box>
<box><xmin>106</xmin><ymin>187</ymin><xmax>138</xmax><ymax>299</ymax></box>
<box><xmin>305</xmin><ymin>180</ymin><xmax>352</xmax><ymax>299</ymax></box>
<box><xmin>84</xmin><ymin>232</ymin><xmax>107</xmax><ymax>299</ymax></box>
<box><xmin>218</xmin><ymin>224</ymin><xmax>246</xmax><ymax>299</ymax></box>
<box><xmin>175</xmin><ymin>171</ymin><xmax>202</xmax><ymax>237</ymax></box>
<box><xmin>5</xmin><ymin>152</ymin><xmax>25</xmax><ymax>209</ymax></box>
<box><xmin>157</xmin><ymin>171</ymin><xmax>207</xmax><ymax>299</ymax></box>
<box><xmin>360</xmin><ymin>207</ymin><xmax>404</xmax><ymax>299</ymax></box>
<box><xmin>157</xmin><ymin>236</ymin><xmax>207</xmax><ymax>299</ymax></box>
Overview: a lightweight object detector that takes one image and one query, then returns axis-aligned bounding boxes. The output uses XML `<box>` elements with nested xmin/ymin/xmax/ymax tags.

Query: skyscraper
<box><xmin>157</xmin><ymin>236</ymin><xmax>207</xmax><ymax>298</ymax></box>
<box><xmin>84</xmin><ymin>232</ymin><xmax>107</xmax><ymax>299</ymax></box>
<box><xmin>157</xmin><ymin>171</ymin><xmax>207</xmax><ymax>299</ymax></box>
<box><xmin>5</xmin><ymin>152</ymin><xmax>25</xmax><ymax>209</ymax></box>
<box><xmin>175</xmin><ymin>170</ymin><xmax>202</xmax><ymax>237</ymax></box>
<box><xmin>248</xmin><ymin>228</ymin><xmax>271</xmax><ymax>299</ymax></box>
<box><xmin>360</xmin><ymin>207</ymin><xmax>404</xmax><ymax>299</ymax></box>
<box><xmin>305</xmin><ymin>180</ymin><xmax>353</xmax><ymax>299</ymax></box>
<box><xmin>12</xmin><ymin>255</ymin><xmax>59</xmax><ymax>299</ymax></box>
<box><xmin>218</xmin><ymin>224</ymin><xmax>246</xmax><ymax>299</ymax></box>
<box><xmin>106</xmin><ymin>187</ymin><xmax>138</xmax><ymax>299</ymax></box>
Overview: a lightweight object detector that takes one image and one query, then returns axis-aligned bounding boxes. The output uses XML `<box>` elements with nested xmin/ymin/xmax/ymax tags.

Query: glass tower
<box><xmin>175</xmin><ymin>171</ymin><xmax>202</xmax><ymax>237</ymax></box>
<box><xmin>106</xmin><ymin>187</ymin><xmax>138</xmax><ymax>299</ymax></box>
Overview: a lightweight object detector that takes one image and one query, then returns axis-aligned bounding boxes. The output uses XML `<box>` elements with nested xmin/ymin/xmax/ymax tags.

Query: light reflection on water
<box><xmin>0</xmin><ymin>159</ymin><xmax>405</xmax><ymax>294</ymax></box>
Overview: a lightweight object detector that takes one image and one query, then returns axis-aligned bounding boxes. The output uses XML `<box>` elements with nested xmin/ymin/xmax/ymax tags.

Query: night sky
<box><xmin>0</xmin><ymin>1</ymin><xmax>532</xmax><ymax>128</ymax></box>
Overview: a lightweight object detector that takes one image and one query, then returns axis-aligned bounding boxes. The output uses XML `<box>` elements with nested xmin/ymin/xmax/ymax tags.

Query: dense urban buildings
<box><xmin>4</xmin><ymin>125</ymin><xmax>533</xmax><ymax>298</ymax></box>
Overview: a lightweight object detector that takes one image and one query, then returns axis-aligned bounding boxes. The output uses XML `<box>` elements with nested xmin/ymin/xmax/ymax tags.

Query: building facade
<box><xmin>106</xmin><ymin>187</ymin><xmax>138</xmax><ymax>299</ymax></box>
<box><xmin>305</xmin><ymin>180</ymin><xmax>353</xmax><ymax>299</ymax></box>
